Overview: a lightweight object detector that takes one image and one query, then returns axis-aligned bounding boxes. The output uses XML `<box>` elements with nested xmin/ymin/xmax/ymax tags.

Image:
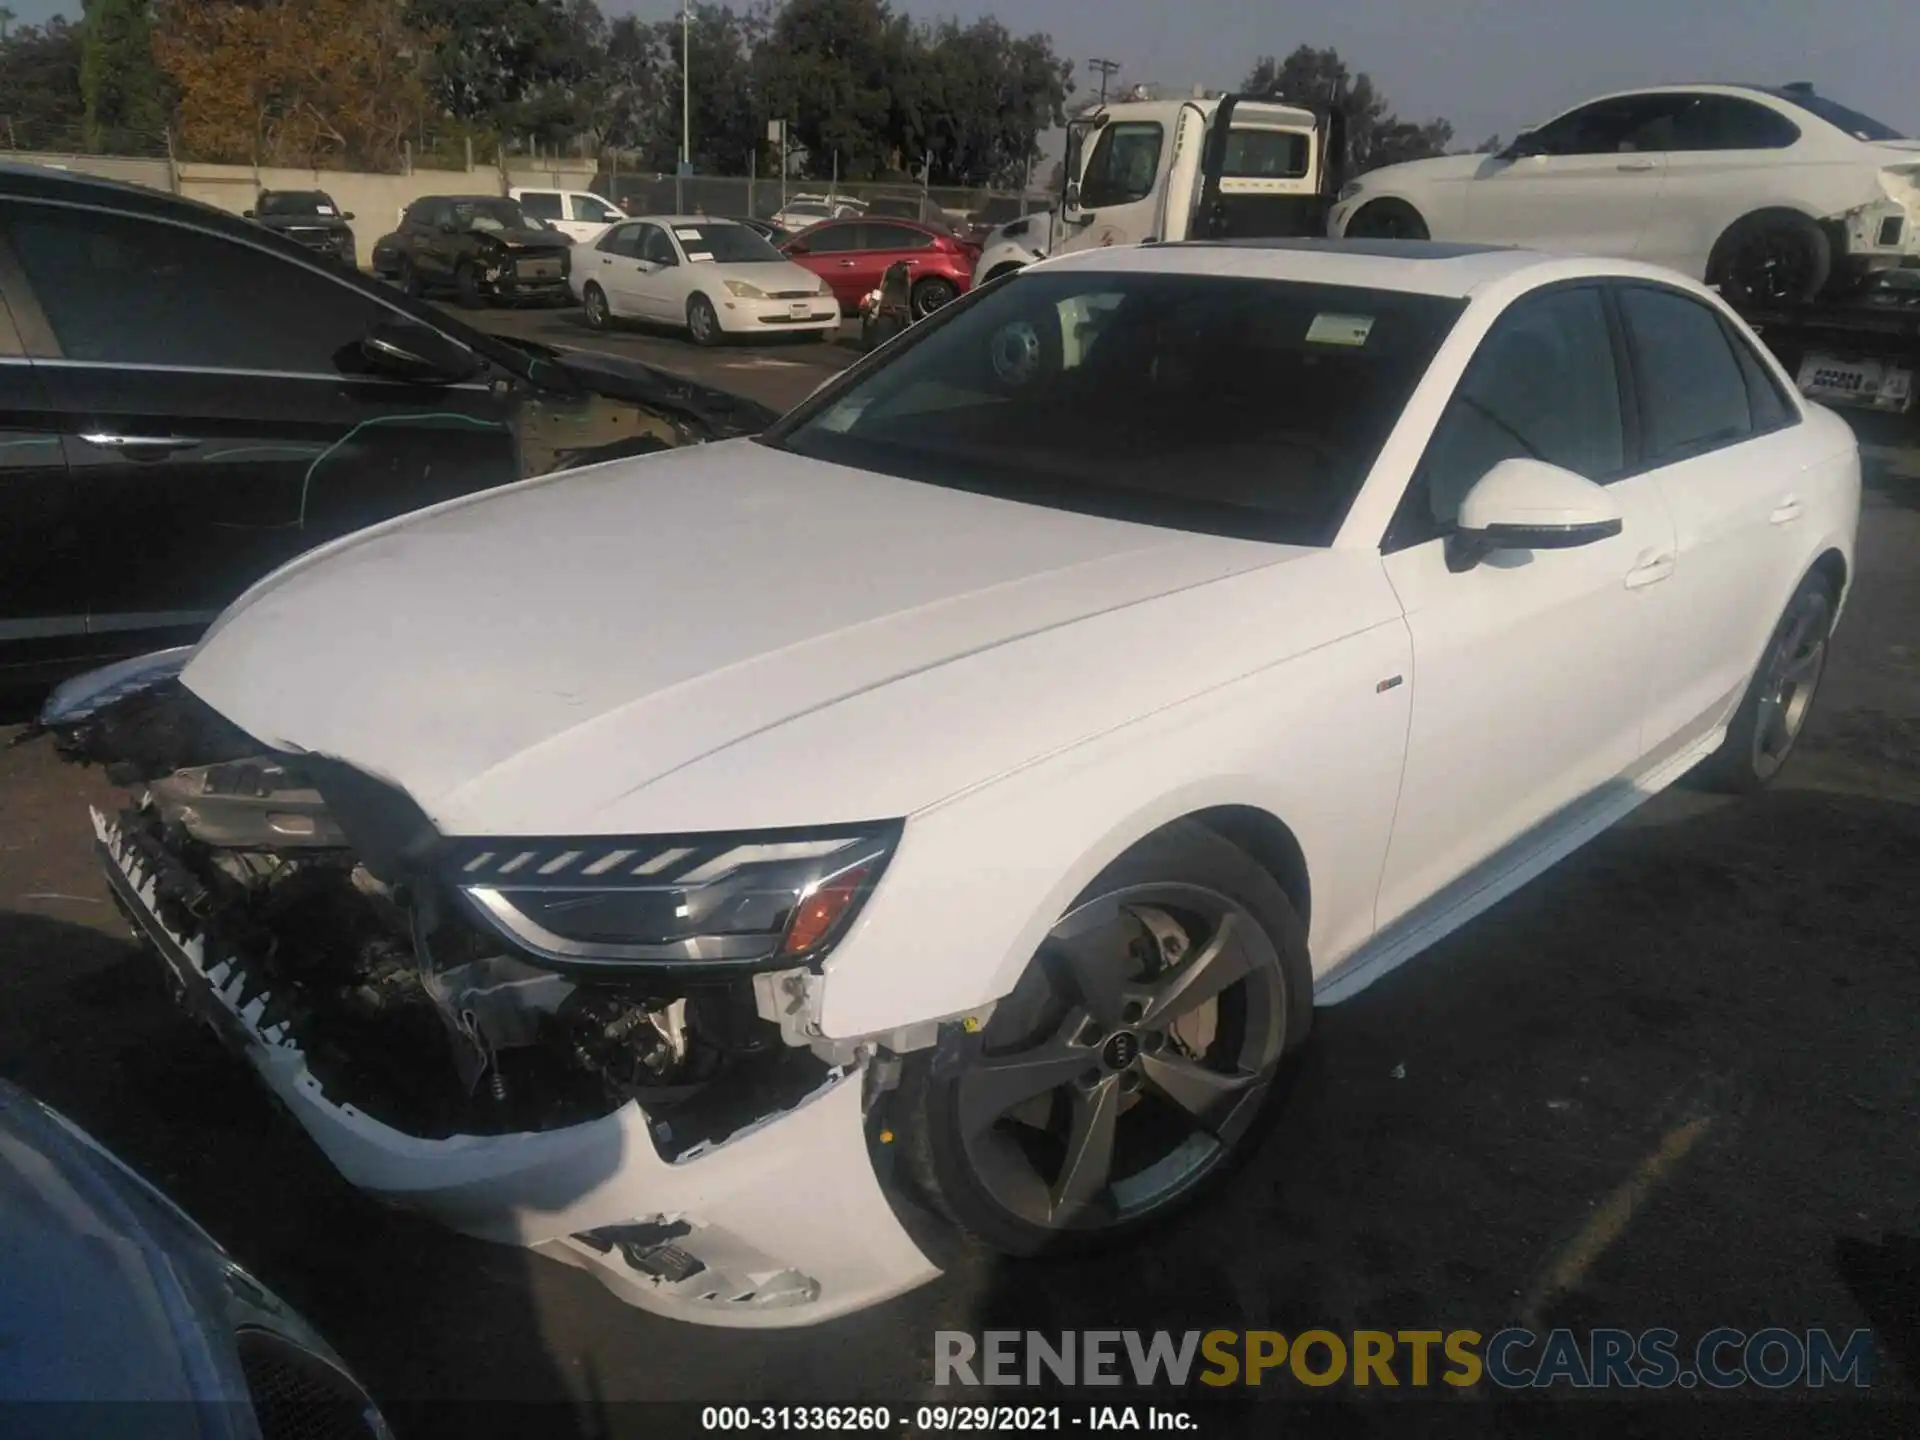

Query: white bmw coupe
<box><xmin>53</xmin><ymin>238</ymin><xmax>1859</xmax><ymax>1327</ymax></box>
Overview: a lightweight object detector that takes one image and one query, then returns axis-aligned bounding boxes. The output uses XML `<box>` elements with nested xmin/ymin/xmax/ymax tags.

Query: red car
<box><xmin>781</xmin><ymin>217</ymin><xmax>978</xmax><ymax>320</ymax></box>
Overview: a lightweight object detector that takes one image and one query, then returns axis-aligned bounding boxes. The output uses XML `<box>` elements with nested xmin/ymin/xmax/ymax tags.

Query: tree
<box><xmin>408</xmin><ymin>0</ymin><xmax>602</xmax><ymax>148</ymax></box>
<box><xmin>0</xmin><ymin>18</ymin><xmax>87</xmax><ymax>149</ymax></box>
<box><xmin>80</xmin><ymin>0</ymin><xmax>168</xmax><ymax>152</ymax></box>
<box><xmin>154</xmin><ymin>0</ymin><xmax>437</xmax><ymax>169</ymax></box>
<box><xmin>1241</xmin><ymin>45</ymin><xmax>1452</xmax><ymax>174</ymax></box>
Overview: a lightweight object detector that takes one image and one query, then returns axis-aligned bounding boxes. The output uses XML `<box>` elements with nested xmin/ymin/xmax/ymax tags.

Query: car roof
<box><xmin>1040</xmin><ymin>237</ymin><xmax>1680</xmax><ymax>299</ymax></box>
<box><xmin>621</xmin><ymin>214</ymin><xmax>743</xmax><ymax>227</ymax></box>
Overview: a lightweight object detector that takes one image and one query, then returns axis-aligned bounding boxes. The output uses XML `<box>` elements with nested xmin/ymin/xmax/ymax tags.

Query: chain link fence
<box><xmin>600</xmin><ymin>171</ymin><xmax>1053</xmax><ymax>235</ymax></box>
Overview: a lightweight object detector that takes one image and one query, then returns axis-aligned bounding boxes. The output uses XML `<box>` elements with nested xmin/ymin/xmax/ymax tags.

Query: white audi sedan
<box><xmin>1330</xmin><ymin>83</ymin><xmax>1919</xmax><ymax>306</ymax></box>
<box><xmin>569</xmin><ymin>214</ymin><xmax>838</xmax><ymax>344</ymax></box>
<box><xmin>53</xmin><ymin>240</ymin><xmax>1858</xmax><ymax>1328</ymax></box>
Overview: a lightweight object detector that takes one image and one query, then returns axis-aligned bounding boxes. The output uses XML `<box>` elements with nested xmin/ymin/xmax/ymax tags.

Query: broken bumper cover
<box><xmin>93</xmin><ymin>807</ymin><xmax>940</xmax><ymax>1328</ymax></box>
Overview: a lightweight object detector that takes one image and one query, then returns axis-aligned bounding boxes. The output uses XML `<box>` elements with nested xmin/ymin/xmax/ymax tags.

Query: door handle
<box><xmin>837</xmin><ymin>260</ymin><xmax>856</xmax><ymax>267</ymax></box>
<box><xmin>1624</xmin><ymin>551</ymin><xmax>1675</xmax><ymax>589</ymax></box>
<box><xmin>1616</xmin><ymin>159</ymin><xmax>1658</xmax><ymax>172</ymax></box>
<box><xmin>79</xmin><ymin>432</ymin><xmax>201</xmax><ymax>455</ymax></box>
<box><xmin>1769</xmin><ymin>497</ymin><xmax>1805</xmax><ymax>525</ymax></box>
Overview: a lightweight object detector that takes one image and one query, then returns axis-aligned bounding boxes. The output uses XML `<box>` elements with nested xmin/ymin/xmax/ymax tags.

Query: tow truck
<box><xmin>969</xmin><ymin>91</ymin><xmax>1347</xmax><ymax>286</ymax></box>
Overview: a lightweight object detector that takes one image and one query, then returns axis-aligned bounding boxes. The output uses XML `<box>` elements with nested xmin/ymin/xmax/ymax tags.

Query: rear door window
<box><xmin>1617</xmin><ymin>285</ymin><xmax>1754</xmax><ymax>462</ymax></box>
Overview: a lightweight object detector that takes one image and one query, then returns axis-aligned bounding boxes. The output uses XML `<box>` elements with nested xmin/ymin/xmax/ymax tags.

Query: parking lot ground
<box><xmin>2</xmin><ymin>353</ymin><xmax>1919</xmax><ymax>1431</ymax></box>
<box><xmin>460</xmin><ymin>298</ymin><xmax>861</xmax><ymax>413</ymax></box>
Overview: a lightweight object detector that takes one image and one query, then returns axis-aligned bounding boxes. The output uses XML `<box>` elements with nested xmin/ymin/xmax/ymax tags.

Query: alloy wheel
<box><xmin>1753</xmin><ymin>587</ymin><xmax>1831</xmax><ymax>777</ymax></box>
<box><xmin>951</xmin><ymin>883</ymin><xmax>1287</xmax><ymax>1234</ymax></box>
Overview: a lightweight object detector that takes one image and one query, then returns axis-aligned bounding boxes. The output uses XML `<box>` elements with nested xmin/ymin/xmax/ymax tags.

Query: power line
<box><xmin>1088</xmin><ymin>58</ymin><xmax>1121</xmax><ymax>106</ymax></box>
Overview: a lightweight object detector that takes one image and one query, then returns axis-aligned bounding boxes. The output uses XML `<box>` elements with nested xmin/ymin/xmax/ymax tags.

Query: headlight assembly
<box><xmin>444</xmin><ymin>823</ymin><xmax>902</xmax><ymax>970</ymax></box>
<box><xmin>725</xmin><ymin>279</ymin><xmax>768</xmax><ymax>299</ymax></box>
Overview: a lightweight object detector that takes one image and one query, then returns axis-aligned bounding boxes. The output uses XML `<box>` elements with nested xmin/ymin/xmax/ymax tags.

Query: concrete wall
<box><xmin>0</xmin><ymin>150</ymin><xmax>601</xmax><ymax>268</ymax></box>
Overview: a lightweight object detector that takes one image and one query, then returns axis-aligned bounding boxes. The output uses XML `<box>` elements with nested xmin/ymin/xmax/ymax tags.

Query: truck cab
<box><xmin>972</xmin><ymin>94</ymin><xmax>1342</xmax><ymax>287</ymax></box>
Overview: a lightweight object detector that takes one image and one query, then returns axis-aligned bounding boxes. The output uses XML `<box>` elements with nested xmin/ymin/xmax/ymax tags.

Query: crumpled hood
<box><xmin>183</xmin><ymin>440</ymin><xmax>1300</xmax><ymax>834</ymax></box>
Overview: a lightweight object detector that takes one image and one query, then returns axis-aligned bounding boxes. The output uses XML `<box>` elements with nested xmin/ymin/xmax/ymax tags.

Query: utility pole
<box><xmin>678</xmin><ymin>0</ymin><xmax>692</xmax><ymax>211</ymax></box>
<box><xmin>1089</xmin><ymin>58</ymin><xmax>1120</xmax><ymax>106</ymax></box>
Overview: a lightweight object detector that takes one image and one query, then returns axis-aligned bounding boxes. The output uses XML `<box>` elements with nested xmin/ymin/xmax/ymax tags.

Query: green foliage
<box><xmin>79</xmin><ymin>0</ymin><xmax>167</xmax><ymax>152</ymax></box>
<box><xmin>0</xmin><ymin>17</ymin><xmax>87</xmax><ymax>149</ymax></box>
<box><xmin>1243</xmin><ymin>45</ymin><xmax>1453</xmax><ymax>173</ymax></box>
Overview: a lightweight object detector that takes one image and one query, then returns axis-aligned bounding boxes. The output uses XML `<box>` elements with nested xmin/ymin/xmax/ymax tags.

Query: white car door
<box><xmin>1631</xmin><ymin>94</ymin><xmax>1810</xmax><ymax>277</ymax></box>
<box><xmin>634</xmin><ymin>223</ymin><xmax>691</xmax><ymax>322</ymax></box>
<box><xmin>587</xmin><ymin>222</ymin><xmax>647</xmax><ymax>316</ymax></box>
<box><xmin>1612</xmin><ymin>281</ymin><xmax>1815</xmax><ymax>752</ymax></box>
<box><xmin>1458</xmin><ymin>93</ymin><xmax>1681</xmax><ymax>259</ymax></box>
<box><xmin>1375</xmin><ymin>283</ymin><xmax>1677</xmax><ymax>928</ymax></box>
<box><xmin>1060</xmin><ymin>118</ymin><xmax>1171</xmax><ymax>253</ymax></box>
<box><xmin>566</xmin><ymin>191</ymin><xmax>623</xmax><ymax>244</ymax></box>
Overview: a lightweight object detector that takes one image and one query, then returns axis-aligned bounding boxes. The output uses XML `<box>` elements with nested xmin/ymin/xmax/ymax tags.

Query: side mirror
<box><xmin>1448</xmin><ymin>458</ymin><xmax>1622</xmax><ymax>572</ymax></box>
<box><xmin>360</xmin><ymin>319</ymin><xmax>483</xmax><ymax>384</ymax></box>
<box><xmin>1064</xmin><ymin>181</ymin><xmax>1082</xmax><ymax>212</ymax></box>
<box><xmin>439</xmin><ymin>220</ymin><xmax>460</xmax><ymax>235</ymax></box>
<box><xmin>343</xmin><ymin>211</ymin><xmax>356</xmax><ymax>221</ymax></box>
<box><xmin>785</xmin><ymin>240</ymin><xmax>809</xmax><ymax>255</ymax></box>
<box><xmin>243</xmin><ymin>209</ymin><xmax>256</xmax><ymax>218</ymax></box>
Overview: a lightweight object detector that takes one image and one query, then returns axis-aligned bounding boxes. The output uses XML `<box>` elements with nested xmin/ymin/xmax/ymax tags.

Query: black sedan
<box><xmin>0</xmin><ymin>164</ymin><xmax>779</xmax><ymax>689</ymax></box>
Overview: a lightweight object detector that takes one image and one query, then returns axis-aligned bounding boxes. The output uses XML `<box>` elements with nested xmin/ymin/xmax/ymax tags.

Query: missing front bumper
<box><xmin>94</xmin><ymin>806</ymin><xmax>939</xmax><ymax>1326</ymax></box>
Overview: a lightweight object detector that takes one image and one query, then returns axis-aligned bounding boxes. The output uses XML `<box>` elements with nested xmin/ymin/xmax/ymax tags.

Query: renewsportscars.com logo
<box><xmin>933</xmin><ymin>1328</ymin><xmax>1877</xmax><ymax>1390</ymax></box>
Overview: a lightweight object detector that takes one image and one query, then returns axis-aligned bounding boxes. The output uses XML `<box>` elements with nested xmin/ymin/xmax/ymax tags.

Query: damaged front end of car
<box><xmin>39</xmin><ymin>658</ymin><xmax>940</xmax><ymax>1326</ymax></box>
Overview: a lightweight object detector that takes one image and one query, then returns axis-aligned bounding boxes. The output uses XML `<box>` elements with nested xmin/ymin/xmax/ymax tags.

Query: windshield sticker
<box><xmin>816</xmin><ymin>397</ymin><xmax>872</xmax><ymax>434</ymax></box>
<box><xmin>685</xmin><ymin>250</ymin><xmax>715</xmax><ymax>262</ymax></box>
<box><xmin>674</xmin><ymin>227</ymin><xmax>703</xmax><ymax>240</ymax></box>
<box><xmin>1304</xmin><ymin>312</ymin><xmax>1375</xmax><ymax>347</ymax></box>
<box><xmin>315</xmin><ymin>204</ymin><xmax>337</xmax><ymax>215</ymax></box>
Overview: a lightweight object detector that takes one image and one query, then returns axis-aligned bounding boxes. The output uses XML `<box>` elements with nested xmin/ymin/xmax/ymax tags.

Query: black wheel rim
<box><xmin>951</xmin><ymin>882</ymin><xmax>1286</xmax><ymax>1234</ymax></box>
<box><xmin>1728</xmin><ymin>232</ymin><xmax>1815</xmax><ymax>303</ymax></box>
<box><xmin>915</xmin><ymin>282</ymin><xmax>956</xmax><ymax>318</ymax></box>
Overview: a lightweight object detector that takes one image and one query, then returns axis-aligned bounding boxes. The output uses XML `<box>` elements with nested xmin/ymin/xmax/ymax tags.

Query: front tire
<box><xmin>687</xmin><ymin>293</ymin><xmax>723</xmax><ymax>347</ymax></box>
<box><xmin>1344</xmin><ymin>199</ymin><xmax>1431</xmax><ymax>241</ymax></box>
<box><xmin>912</xmin><ymin>277</ymin><xmax>959</xmax><ymax>318</ymax></box>
<box><xmin>455</xmin><ymin>261</ymin><xmax>485</xmax><ymax>310</ymax></box>
<box><xmin>398</xmin><ymin>257</ymin><xmax>423</xmax><ymax>298</ymax></box>
<box><xmin>1693</xmin><ymin>572</ymin><xmax>1837</xmax><ymax>793</ymax></box>
<box><xmin>897</xmin><ymin>821</ymin><xmax>1310</xmax><ymax>1257</ymax></box>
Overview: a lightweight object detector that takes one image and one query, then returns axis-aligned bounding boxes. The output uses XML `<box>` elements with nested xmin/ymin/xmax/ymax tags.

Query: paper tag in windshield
<box><xmin>675</xmin><ymin>228</ymin><xmax>703</xmax><ymax>240</ymax></box>
<box><xmin>685</xmin><ymin>250</ymin><xmax>714</xmax><ymax>262</ymax></box>
<box><xmin>1305</xmin><ymin>313</ymin><xmax>1374</xmax><ymax>347</ymax></box>
<box><xmin>316</xmin><ymin>204</ymin><xmax>336</xmax><ymax>215</ymax></box>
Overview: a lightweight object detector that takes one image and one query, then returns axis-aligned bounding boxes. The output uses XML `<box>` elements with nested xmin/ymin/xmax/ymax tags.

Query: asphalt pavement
<box><xmin>1</xmin><ymin>315</ymin><xmax>1918</xmax><ymax>1435</ymax></box>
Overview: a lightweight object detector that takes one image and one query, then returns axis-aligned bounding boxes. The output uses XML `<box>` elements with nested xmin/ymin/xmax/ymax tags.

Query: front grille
<box><xmin>515</xmin><ymin>255</ymin><xmax>564</xmax><ymax>279</ymax></box>
<box><xmin>236</xmin><ymin>1329</ymin><xmax>387</xmax><ymax>1440</ymax></box>
<box><xmin>767</xmin><ymin>289</ymin><xmax>817</xmax><ymax>299</ymax></box>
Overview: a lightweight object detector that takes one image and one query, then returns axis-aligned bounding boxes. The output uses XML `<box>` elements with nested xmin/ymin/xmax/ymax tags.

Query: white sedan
<box><xmin>54</xmin><ymin>241</ymin><xmax>1858</xmax><ymax>1327</ymax></box>
<box><xmin>569</xmin><ymin>215</ymin><xmax>838</xmax><ymax>344</ymax></box>
<box><xmin>1331</xmin><ymin>83</ymin><xmax>1920</xmax><ymax>305</ymax></box>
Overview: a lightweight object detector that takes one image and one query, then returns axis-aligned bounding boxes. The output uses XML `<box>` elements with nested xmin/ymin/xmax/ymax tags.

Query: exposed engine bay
<box><xmin>52</xmin><ymin>676</ymin><xmax>832</xmax><ymax>1155</ymax></box>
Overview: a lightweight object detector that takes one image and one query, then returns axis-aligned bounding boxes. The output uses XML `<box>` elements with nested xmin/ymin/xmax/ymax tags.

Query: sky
<box><xmin>9</xmin><ymin>0</ymin><xmax>1918</xmax><ymax>151</ymax></box>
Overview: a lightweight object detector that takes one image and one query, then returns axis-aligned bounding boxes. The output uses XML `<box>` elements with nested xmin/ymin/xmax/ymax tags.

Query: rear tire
<box><xmin>1345</xmin><ymin>199</ymin><xmax>1430</xmax><ymax>241</ymax></box>
<box><xmin>687</xmin><ymin>293</ymin><xmax>723</xmax><ymax>347</ymax></box>
<box><xmin>1709</xmin><ymin>210</ymin><xmax>1832</xmax><ymax>307</ymax></box>
<box><xmin>455</xmin><ymin>261</ymin><xmax>485</xmax><ymax>310</ymax></box>
<box><xmin>894</xmin><ymin>820</ymin><xmax>1311</xmax><ymax>1257</ymax></box>
<box><xmin>1692</xmin><ymin>571</ymin><xmax>1837</xmax><ymax>793</ymax></box>
<box><xmin>583</xmin><ymin>282</ymin><xmax>612</xmax><ymax>331</ymax></box>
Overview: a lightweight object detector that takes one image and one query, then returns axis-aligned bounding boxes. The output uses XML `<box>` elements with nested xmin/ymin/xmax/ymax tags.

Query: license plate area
<box><xmin>1797</xmin><ymin>351</ymin><xmax>1915</xmax><ymax>413</ymax></box>
<box><xmin>789</xmin><ymin>301</ymin><xmax>811</xmax><ymax>318</ymax></box>
<box><xmin>518</xmin><ymin>258</ymin><xmax>561</xmax><ymax>280</ymax></box>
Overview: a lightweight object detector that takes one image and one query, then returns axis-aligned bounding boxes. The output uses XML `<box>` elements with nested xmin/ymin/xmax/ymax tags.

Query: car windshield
<box><xmin>672</xmin><ymin>223</ymin><xmax>785</xmax><ymax>263</ymax></box>
<box><xmin>766</xmin><ymin>270</ymin><xmax>1466</xmax><ymax>546</ymax></box>
<box><xmin>454</xmin><ymin>198</ymin><xmax>539</xmax><ymax>233</ymax></box>
<box><xmin>259</xmin><ymin>192</ymin><xmax>337</xmax><ymax>216</ymax></box>
<box><xmin>1762</xmin><ymin>87</ymin><xmax>1907</xmax><ymax>141</ymax></box>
